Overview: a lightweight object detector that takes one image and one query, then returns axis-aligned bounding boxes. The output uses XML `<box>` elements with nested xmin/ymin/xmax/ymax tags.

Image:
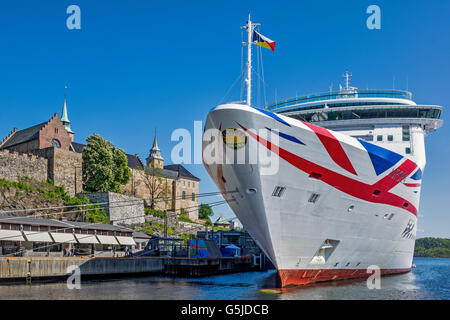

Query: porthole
<box><xmin>246</xmin><ymin>188</ymin><xmax>257</xmax><ymax>195</ymax></box>
<box><xmin>347</xmin><ymin>205</ymin><xmax>355</xmax><ymax>212</ymax></box>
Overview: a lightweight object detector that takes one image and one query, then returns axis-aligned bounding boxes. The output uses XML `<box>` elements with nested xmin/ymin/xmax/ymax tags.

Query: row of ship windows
<box><xmin>272</xmin><ymin>186</ymin><xmax>396</xmax><ymax>220</ymax></box>
<box><xmin>290</xmin><ymin>108</ymin><xmax>441</xmax><ymax>122</ymax></box>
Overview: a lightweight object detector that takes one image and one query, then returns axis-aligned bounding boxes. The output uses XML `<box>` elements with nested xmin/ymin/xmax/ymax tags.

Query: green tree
<box><xmin>82</xmin><ymin>134</ymin><xmax>130</xmax><ymax>192</ymax></box>
<box><xmin>198</xmin><ymin>203</ymin><xmax>213</xmax><ymax>223</ymax></box>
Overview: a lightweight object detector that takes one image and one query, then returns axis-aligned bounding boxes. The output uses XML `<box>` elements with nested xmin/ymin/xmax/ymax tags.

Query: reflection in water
<box><xmin>0</xmin><ymin>258</ymin><xmax>448</xmax><ymax>300</ymax></box>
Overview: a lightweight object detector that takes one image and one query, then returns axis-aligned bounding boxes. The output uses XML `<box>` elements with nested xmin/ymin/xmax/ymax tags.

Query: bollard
<box><xmin>26</xmin><ymin>259</ymin><xmax>32</xmax><ymax>284</ymax></box>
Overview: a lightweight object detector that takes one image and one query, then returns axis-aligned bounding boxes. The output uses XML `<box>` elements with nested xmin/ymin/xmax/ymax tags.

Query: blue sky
<box><xmin>0</xmin><ymin>1</ymin><xmax>448</xmax><ymax>237</ymax></box>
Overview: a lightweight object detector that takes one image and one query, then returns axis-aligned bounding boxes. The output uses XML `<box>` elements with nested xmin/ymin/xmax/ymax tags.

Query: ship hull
<box><xmin>202</xmin><ymin>103</ymin><xmax>420</xmax><ymax>287</ymax></box>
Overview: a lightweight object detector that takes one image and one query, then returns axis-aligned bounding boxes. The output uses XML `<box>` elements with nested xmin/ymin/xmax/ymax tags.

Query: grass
<box><xmin>0</xmin><ymin>177</ymin><xmax>109</xmax><ymax>224</ymax></box>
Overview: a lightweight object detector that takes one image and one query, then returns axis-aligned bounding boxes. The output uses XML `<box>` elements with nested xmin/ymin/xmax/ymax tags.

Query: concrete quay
<box><xmin>0</xmin><ymin>255</ymin><xmax>260</xmax><ymax>283</ymax></box>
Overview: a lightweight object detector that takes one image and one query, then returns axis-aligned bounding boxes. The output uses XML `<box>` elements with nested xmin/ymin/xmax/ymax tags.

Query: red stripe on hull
<box><xmin>303</xmin><ymin>122</ymin><xmax>357</xmax><ymax>175</ymax></box>
<box><xmin>238</xmin><ymin>123</ymin><xmax>418</xmax><ymax>216</ymax></box>
<box><xmin>278</xmin><ymin>268</ymin><xmax>411</xmax><ymax>287</ymax></box>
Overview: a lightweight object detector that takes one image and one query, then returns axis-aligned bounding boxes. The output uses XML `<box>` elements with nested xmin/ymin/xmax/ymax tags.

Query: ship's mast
<box><xmin>343</xmin><ymin>71</ymin><xmax>352</xmax><ymax>90</ymax></box>
<box><xmin>245</xmin><ymin>14</ymin><xmax>253</xmax><ymax>106</ymax></box>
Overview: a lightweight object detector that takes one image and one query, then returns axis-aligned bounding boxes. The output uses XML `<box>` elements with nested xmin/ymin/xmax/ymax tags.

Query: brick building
<box><xmin>0</xmin><ymin>95</ymin><xmax>200</xmax><ymax>219</ymax></box>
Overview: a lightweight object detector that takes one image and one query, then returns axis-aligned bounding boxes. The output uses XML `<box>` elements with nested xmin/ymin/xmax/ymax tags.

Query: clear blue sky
<box><xmin>0</xmin><ymin>1</ymin><xmax>448</xmax><ymax>237</ymax></box>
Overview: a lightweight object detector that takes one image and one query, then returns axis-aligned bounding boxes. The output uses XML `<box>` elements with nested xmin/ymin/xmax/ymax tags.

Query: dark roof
<box><xmin>126</xmin><ymin>154</ymin><xmax>144</xmax><ymax>169</ymax></box>
<box><xmin>71</xmin><ymin>142</ymin><xmax>144</xmax><ymax>169</ymax></box>
<box><xmin>0</xmin><ymin>122</ymin><xmax>47</xmax><ymax>149</ymax></box>
<box><xmin>164</xmin><ymin>164</ymin><xmax>200</xmax><ymax>181</ymax></box>
<box><xmin>71</xmin><ymin>142</ymin><xmax>85</xmax><ymax>153</ymax></box>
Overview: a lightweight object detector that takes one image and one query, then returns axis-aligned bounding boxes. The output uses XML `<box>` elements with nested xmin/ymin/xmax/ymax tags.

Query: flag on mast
<box><xmin>252</xmin><ymin>30</ymin><xmax>276</xmax><ymax>52</ymax></box>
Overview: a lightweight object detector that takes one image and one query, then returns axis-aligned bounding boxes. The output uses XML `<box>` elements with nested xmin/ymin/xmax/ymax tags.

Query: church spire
<box><xmin>146</xmin><ymin>132</ymin><xmax>164</xmax><ymax>169</ymax></box>
<box><xmin>61</xmin><ymin>86</ymin><xmax>74</xmax><ymax>134</ymax></box>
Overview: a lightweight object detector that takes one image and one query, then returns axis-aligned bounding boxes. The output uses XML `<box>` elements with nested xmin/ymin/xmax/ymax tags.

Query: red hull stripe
<box><xmin>303</xmin><ymin>122</ymin><xmax>357</xmax><ymax>175</ymax></box>
<box><xmin>278</xmin><ymin>268</ymin><xmax>411</xmax><ymax>287</ymax></box>
<box><xmin>404</xmin><ymin>183</ymin><xmax>421</xmax><ymax>187</ymax></box>
<box><xmin>239</xmin><ymin>124</ymin><xmax>418</xmax><ymax>216</ymax></box>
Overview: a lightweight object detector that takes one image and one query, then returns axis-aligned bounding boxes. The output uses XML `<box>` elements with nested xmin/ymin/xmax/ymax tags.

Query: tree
<box><xmin>198</xmin><ymin>203</ymin><xmax>213</xmax><ymax>223</ymax></box>
<box><xmin>82</xmin><ymin>134</ymin><xmax>131</xmax><ymax>193</ymax></box>
<box><xmin>142</xmin><ymin>162</ymin><xmax>170</xmax><ymax>210</ymax></box>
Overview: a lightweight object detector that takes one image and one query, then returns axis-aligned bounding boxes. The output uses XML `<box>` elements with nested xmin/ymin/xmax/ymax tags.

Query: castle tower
<box><xmin>61</xmin><ymin>87</ymin><xmax>74</xmax><ymax>141</ymax></box>
<box><xmin>146</xmin><ymin>135</ymin><xmax>164</xmax><ymax>169</ymax></box>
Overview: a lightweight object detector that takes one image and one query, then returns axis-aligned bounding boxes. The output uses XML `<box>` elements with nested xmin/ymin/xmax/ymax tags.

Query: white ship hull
<box><xmin>202</xmin><ymin>103</ymin><xmax>421</xmax><ymax>287</ymax></box>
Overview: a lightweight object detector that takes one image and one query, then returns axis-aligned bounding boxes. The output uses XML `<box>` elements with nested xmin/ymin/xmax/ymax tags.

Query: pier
<box><xmin>0</xmin><ymin>255</ymin><xmax>261</xmax><ymax>283</ymax></box>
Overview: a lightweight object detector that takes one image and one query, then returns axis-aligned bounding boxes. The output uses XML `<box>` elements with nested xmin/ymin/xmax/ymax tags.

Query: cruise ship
<box><xmin>202</xmin><ymin>16</ymin><xmax>443</xmax><ymax>287</ymax></box>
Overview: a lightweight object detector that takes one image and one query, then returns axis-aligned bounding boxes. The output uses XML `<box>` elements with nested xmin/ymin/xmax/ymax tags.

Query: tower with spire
<box><xmin>61</xmin><ymin>86</ymin><xmax>74</xmax><ymax>141</ymax></box>
<box><xmin>146</xmin><ymin>134</ymin><xmax>164</xmax><ymax>169</ymax></box>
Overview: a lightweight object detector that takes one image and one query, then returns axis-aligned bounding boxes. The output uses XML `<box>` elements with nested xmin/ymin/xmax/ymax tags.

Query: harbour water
<box><xmin>0</xmin><ymin>258</ymin><xmax>448</xmax><ymax>300</ymax></box>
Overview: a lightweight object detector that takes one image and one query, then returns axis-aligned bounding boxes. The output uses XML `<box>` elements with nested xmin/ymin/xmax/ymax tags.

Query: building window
<box><xmin>182</xmin><ymin>191</ymin><xmax>186</xmax><ymax>200</ymax></box>
<box><xmin>192</xmin><ymin>193</ymin><xmax>195</xmax><ymax>201</ymax></box>
<box><xmin>51</xmin><ymin>139</ymin><xmax>61</xmax><ymax>148</ymax></box>
<box><xmin>388</xmin><ymin>135</ymin><xmax>393</xmax><ymax>142</ymax></box>
<box><xmin>188</xmin><ymin>181</ymin><xmax>190</xmax><ymax>187</ymax></box>
<box><xmin>405</xmin><ymin>147</ymin><xmax>411</xmax><ymax>154</ymax></box>
<box><xmin>55</xmin><ymin>128</ymin><xmax>58</xmax><ymax>134</ymax></box>
<box><xmin>377</xmin><ymin>135</ymin><xmax>383</xmax><ymax>142</ymax></box>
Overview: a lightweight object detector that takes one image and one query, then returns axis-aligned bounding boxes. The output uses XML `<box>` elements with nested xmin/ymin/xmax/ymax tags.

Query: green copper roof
<box><xmin>61</xmin><ymin>99</ymin><xmax>74</xmax><ymax>134</ymax></box>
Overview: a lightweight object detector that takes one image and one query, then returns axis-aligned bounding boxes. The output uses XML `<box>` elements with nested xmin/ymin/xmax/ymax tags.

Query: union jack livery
<box><xmin>202</xmin><ymin>16</ymin><xmax>443</xmax><ymax>287</ymax></box>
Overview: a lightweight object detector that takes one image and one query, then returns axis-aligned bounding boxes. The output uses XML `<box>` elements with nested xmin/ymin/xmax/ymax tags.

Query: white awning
<box><xmin>96</xmin><ymin>235</ymin><xmax>119</xmax><ymax>245</ymax></box>
<box><xmin>50</xmin><ymin>232</ymin><xmax>77</xmax><ymax>244</ymax></box>
<box><xmin>75</xmin><ymin>234</ymin><xmax>99</xmax><ymax>244</ymax></box>
<box><xmin>23</xmin><ymin>231</ymin><xmax>53</xmax><ymax>242</ymax></box>
<box><xmin>0</xmin><ymin>230</ymin><xmax>25</xmax><ymax>242</ymax></box>
<box><xmin>134</xmin><ymin>238</ymin><xmax>149</xmax><ymax>243</ymax></box>
<box><xmin>116</xmin><ymin>236</ymin><xmax>136</xmax><ymax>246</ymax></box>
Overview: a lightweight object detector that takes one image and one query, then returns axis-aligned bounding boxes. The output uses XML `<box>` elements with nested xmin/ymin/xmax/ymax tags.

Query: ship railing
<box><xmin>266</xmin><ymin>89</ymin><xmax>413</xmax><ymax>111</ymax></box>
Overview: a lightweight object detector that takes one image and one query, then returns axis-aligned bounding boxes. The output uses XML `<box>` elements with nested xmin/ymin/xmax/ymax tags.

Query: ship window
<box><xmin>405</xmin><ymin>147</ymin><xmax>411</xmax><ymax>154</ymax></box>
<box><xmin>402</xmin><ymin>126</ymin><xmax>410</xmax><ymax>141</ymax></box>
<box><xmin>384</xmin><ymin>213</ymin><xmax>389</xmax><ymax>219</ymax></box>
<box><xmin>388</xmin><ymin>213</ymin><xmax>394</xmax><ymax>220</ymax></box>
<box><xmin>272</xmin><ymin>186</ymin><xmax>286</xmax><ymax>197</ymax></box>
<box><xmin>345</xmin><ymin>262</ymin><xmax>350</xmax><ymax>267</ymax></box>
<box><xmin>309</xmin><ymin>172</ymin><xmax>322</xmax><ymax>180</ymax></box>
<box><xmin>373</xmin><ymin>190</ymin><xmax>381</xmax><ymax>196</ymax></box>
<box><xmin>388</xmin><ymin>135</ymin><xmax>393</xmax><ymax>142</ymax></box>
<box><xmin>308</xmin><ymin>193</ymin><xmax>320</xmax><ymax>203</ymax></box>
<box><xmin>347</xmin><ymin>205</ymin><xmax>355</xmax><ymax>212</ymax></box>
<box><xmin>403</xmin><ymin>202</ymin><xmax>409</xmax><ymax>208</ymax></box>
<box><xmin>377</xmin><ymin>135</ymin><xmax>383</xmax><ymax>142</ymax></box>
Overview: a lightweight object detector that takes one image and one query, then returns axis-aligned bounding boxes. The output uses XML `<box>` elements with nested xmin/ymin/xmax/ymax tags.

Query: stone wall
<box><xmin>33</xmin><ymin>147</ymin><xmax>82</xmax><ymax>196</ymax></box>
<box><xmin>82</xmin><ymin>191</ymin><xmax>145</xmax><ymax>226</ymax></box>
<box><xmin>0</xmin><ymin>149</ymin><xmax>48</xmax><ymax>183</ymax></box>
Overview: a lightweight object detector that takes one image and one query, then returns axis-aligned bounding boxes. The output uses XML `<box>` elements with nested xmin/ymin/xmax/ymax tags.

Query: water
<box><xmin>0</xmin><ymin>258</ymin><xmax>449</xmax><ymax>300</ymax></box>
